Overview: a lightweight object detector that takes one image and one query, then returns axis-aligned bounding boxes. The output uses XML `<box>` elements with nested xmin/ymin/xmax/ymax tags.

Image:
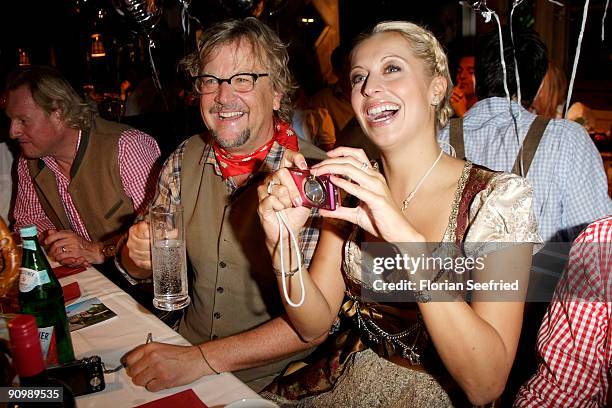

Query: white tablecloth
<box><xmin>59</xmin><ymin>268</ymin><xmax>260</xmax><ymax>407</ymax></box>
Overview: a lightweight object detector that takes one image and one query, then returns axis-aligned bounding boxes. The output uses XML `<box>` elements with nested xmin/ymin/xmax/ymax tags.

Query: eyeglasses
<box><xmin>192</xmin><ymin>72</ymin><xmax>269</xmax><ymax>94</ymax></box>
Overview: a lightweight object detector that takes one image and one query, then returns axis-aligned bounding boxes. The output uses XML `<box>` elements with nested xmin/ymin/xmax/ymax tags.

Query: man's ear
<box><xmin>273</xmin><ymin>91</ymin><xmax>282</xmax><ymax>112</ymax></box>
<box><xmin>50</xmin><ymin>109</ymin><xmax>63</xmax><ymax>124</ymax></box>
<box><xmin>49</xmin><ymin>109</ymin><xmax>66</xmax><ymax>130</ymax></box>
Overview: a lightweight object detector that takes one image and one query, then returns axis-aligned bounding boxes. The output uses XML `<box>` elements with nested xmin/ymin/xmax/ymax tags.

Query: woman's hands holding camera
<box><xmin>257</xmin><ymin>156</ymin><xmax>312</xmax><ymax>256</ymax></box>
<box><xmin>312</xmin><ymin>147</ymin><xmax>424</xmax><ymax>243</ymax></box>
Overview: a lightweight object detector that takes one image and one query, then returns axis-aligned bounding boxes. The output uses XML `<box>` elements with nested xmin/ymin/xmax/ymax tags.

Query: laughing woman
<box><xmin>257</xmin><ymin>21</ymin><xmax>541</xmax><ymax>407</ymax></box>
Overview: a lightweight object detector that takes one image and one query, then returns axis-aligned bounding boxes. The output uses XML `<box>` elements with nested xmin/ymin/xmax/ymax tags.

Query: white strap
<box><xmin>276</xmin><ymin>211</ymin><xmax>305</xmax><ymax>308</ymax></box>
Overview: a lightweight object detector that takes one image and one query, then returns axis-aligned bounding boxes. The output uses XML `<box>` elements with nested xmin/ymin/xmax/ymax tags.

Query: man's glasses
<box><xmin>192</xmin><ymin>72</ymin><xmax>269</xmax><ymax>94</ymax></box>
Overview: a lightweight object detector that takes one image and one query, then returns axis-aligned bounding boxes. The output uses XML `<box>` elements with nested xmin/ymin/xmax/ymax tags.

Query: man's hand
<box><xmin>43</xmin><ymin>229</ymin><xmax>102</xmax><ymax>267</ymax></box>
<box><xmin>124</xmin><ymin>342</ymin><xmax>213</xmax><ymax>392</ymax></box>
<box><xmin>450</xmin><ymin>88</ymin><xmax>468</xmax><ymax>117</ymax></box>
<box><xmin>126</xmin><ymin>221</ymin><xmax>152</xmax><ymax>270</ymax></box>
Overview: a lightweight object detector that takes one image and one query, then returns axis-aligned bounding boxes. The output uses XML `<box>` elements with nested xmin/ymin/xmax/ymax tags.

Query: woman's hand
<box><xmin>257</xmin><ymin>167</ymin><xmax>312</xmax><ymax>256</ymax></box>
<box><xmin>312</xmin><ymin>147</ymin><xmax>424</xmax><ymax>243</ymax></box>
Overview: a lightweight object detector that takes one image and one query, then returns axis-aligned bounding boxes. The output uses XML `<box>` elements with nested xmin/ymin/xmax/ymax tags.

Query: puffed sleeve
<box><xmin>464</xmin><ymin>173</ymin><xmax>543</xmax><ymax>256</ymax></box>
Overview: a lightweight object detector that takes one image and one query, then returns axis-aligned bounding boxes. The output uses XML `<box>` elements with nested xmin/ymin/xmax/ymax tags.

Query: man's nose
<box><xmin>214</xmin><ymin>81</ymin><xmax>235</xmax><ymax>104</ymax></box>
<box><xmin>9</xmin><ymin>121</ymin><xmax>21</xmax><ymax>139</ymax></box>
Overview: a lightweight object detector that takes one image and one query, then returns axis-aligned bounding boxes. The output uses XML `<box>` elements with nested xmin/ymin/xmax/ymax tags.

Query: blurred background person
<box><xmin>310</xmin><ymin>44</ymin><xmax>354</xmax><ymax>136</ymax></box>
<box><xmin>530</xmin><ymin>60</ymin><xmax>598</xmax><ymax>134</ymax></box>
<box><xmin>515</xmin><ymin>215</ymin><xmax>612</xmax><ymax>407</ymax></box>
<box><xmin>291</xmin><ymin>90</ymin><xmax>336</xmax><ymax>151</ymax></box>
<box><xmin>5</xmin><ymin>66</ymin><xmax>160</xmax><ymax>269</ymax></box>
<box><xmin>440</xmin><ymin>27</ymin><xmax>611</xmax><ymax>242</ymax></box>
<box><xmin>529</xmin><ymin>60</ymin><xmax>567</xmax><ymax>119</ymax></box>
<box><xmin>450</xmin><ymin>54</ymin><xmax>477</xmax><ymax>117</ymax></box>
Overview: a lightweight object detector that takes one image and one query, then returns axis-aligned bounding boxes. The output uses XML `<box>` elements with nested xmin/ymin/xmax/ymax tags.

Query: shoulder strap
<box><xmin>511</xmin><ymin>116</ymin><xmax>550</xmax><ymax>176</ymax></box>
<box><xmin>449</xmin><ymin>118</ymin><xmax>465</xmax><ymax>160</ymax></box>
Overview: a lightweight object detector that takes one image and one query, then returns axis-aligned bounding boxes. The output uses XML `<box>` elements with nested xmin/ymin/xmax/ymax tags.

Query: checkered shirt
<box><xmin>13</xmin><ymin>128</ymin><xmax>161</xmax><ymax>239</ymax></box>
<box><xmin>146</xmin><ymin>136</ymin><xmax>320</xmax><ymax>268</ymax></box>
<box><xmin>515</xmin><ymin>216</ymin><xmax>612</xmax><ymax>407</ymax></box>
<box><xmin>438</xmin><ymin>97</ymin><xmax>612</xmax><ymax>242</ymax></box>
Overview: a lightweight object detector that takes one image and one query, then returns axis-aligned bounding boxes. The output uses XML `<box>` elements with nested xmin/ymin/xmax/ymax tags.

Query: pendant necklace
<box><xmin>400</xmin><ymin>149</ymin><xmax>444</xmax><ymax>212</ymax></box>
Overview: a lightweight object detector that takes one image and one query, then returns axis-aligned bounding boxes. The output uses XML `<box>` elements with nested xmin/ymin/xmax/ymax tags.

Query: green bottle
<box><xmin>18</xmin><ymin>225</ymin><xmax>75</xmax><ymax>365</ymax></box>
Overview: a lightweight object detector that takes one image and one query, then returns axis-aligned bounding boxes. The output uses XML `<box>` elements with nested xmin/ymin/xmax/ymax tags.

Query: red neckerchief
<box><xmin>212</xmin><ymin>120</ymin><xmax>299</xmax><ymax>179</ymax></box>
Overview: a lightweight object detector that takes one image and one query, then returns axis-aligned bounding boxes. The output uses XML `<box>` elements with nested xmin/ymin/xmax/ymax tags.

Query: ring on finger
<box><xmin>360</xmin><ymin>161</ymin><xmax>369</xmax><ymax>171</ymax></box>
<box><xmin>267</xmin><ymin>179</ymin><xmax>280</xmax><ymax>195</ymax></box>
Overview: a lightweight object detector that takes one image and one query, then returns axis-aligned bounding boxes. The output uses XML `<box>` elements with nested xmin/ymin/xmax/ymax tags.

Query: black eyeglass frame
<box><xmin>192</xmin><ymin>72</ymin><xmax>270</xmax><ymax>94</ymax></box>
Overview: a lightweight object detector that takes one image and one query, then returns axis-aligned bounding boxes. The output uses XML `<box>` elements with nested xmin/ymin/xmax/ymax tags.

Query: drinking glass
<box><xmin>149</xmin><ymin>205</ymin><xmax>190</xmax><ymax>311</ymax></box>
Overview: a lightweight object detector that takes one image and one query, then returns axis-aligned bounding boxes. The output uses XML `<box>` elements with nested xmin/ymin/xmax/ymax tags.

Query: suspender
<box><xmin>449</xmin><ymin>118</ymin><xmax>465</xmax><ymax>160</ymax></box>
<box><xmin>448</xmin><ymin>115</ymin><xmax>550</xmax><ymax>176</ymax></box>
<box><xmin>510</xmin><ymin>116</ymin><xmax>550</xmax><ymax>175</ymax></box>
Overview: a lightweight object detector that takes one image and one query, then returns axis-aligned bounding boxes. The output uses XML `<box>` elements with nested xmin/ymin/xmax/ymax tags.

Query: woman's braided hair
<box><xmin>357</xmin><ymin>21</ymin><xmax>454</xmax><ymax>129</ymax></box>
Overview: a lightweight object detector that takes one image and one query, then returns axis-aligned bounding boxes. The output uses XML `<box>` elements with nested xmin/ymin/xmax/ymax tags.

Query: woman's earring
<box><xmin>431</xmin><ymin>96</ymin><xmax>440</xmax><ymax>106</ymax></box>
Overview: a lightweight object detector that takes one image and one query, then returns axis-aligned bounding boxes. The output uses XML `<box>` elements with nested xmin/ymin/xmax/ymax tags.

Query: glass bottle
<box><xmin>18</xmin><ymin>225</ymin><xmax>74</xmax><ymax>364</ymax></box>
<box><xmin>8</xmin><ymin>314</ymin><xmax>75</xmax><ymax>407</ymax></box>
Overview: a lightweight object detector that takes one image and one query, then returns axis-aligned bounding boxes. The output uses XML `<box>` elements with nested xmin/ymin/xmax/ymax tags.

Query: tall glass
<box><xmin>149</xmin><ymin>205</ymin><xmax>190</xmax><ymax>311</ymax></box>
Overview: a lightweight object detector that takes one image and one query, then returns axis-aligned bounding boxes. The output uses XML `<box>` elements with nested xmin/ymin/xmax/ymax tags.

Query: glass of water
<box><xmin>149</xmin><ymin>204</ymin><xmax>190</xmax><ymax>311</ymax></box>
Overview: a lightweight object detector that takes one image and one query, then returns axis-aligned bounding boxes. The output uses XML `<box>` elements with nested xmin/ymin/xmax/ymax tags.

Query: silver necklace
<box><xmin>400</xmin><ymin>149</ymin><xmax>444</xmax><ymax>212</ymax></box>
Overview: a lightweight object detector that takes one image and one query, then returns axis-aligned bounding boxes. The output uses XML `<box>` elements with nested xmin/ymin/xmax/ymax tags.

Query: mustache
<box><xmin>209</xmin><ymin>103</ymin><xmax>248</xmax><ymax>114</ymax></box>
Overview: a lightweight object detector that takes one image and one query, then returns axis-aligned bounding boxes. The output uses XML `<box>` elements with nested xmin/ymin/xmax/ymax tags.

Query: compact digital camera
<box><xmin>47</xmin><ymin>355</ymin><xmax>105</xmax><ymax>396</ymax></box>
<box><xmin>288</xmin><ymin>168</ymin><xmax>338</xmax><ymax>211</ymax></box>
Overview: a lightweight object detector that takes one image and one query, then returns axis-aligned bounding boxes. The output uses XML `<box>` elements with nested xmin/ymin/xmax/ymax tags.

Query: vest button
<box><xmin>216</xmin><ymin>287</ymin><xmax>224</xmax><ymax>294</ymax></box>
<box><xmin>214</xmin><ymin>312</ymin><xmax>221</xmax><ymax>319</ymax></box>
<box><xmin>219</xmin><ymin>261</ymin><xmax>227</xmax><ymax>268</ymax></box>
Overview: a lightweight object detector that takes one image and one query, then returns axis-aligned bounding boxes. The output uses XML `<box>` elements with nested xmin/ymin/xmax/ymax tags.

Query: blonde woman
<box><xmin>258</xmin><ymin>21</ymin><xmax>541</xmax><ymax>407</ymax></box>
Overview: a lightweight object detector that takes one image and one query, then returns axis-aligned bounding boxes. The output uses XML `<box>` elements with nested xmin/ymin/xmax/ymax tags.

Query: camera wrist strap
<box><xmin>275</xmin><ymin>211</ymin><xmax>305</xmax><ymax>307</ymax></box>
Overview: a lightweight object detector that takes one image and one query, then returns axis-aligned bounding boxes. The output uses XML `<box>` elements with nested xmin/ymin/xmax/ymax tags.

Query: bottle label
<box><xmin>22</xmin><ymin>240</ymin><xmax>36</xmax><ymax>251</ymax></box>
<box><xmin>19</xmin><ymin>267</ymin><xmax>51</xmax><ymax>292</ymax></box>
<box><xmin>39</xmin><ymin>325</ymin><xmax>59</xmax><ymax>365</ymax></box>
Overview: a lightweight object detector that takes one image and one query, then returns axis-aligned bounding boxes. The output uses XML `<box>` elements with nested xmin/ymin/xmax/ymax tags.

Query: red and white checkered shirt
<box><xmin>13</xmin><ymin>128</ymin><xmax>160</xmax><ymax>241</ymax></box>
<box><xmin>515</xmin><ymin>216</ymin><xmax>612</xmax><ymax>408</ymax></box>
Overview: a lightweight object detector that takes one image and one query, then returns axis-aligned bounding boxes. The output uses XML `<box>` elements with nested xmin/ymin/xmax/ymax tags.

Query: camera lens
<box><xmin>303</xmin><ymin>176</ymin><xmax>326</xmax><ymax>205</ymax></box>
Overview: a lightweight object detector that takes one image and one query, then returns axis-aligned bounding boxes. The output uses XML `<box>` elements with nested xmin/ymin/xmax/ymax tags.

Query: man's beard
<box><xmin>211</xmin><ymin>128</ymin><xmax>251</xmax><ymax>149</ymax></box>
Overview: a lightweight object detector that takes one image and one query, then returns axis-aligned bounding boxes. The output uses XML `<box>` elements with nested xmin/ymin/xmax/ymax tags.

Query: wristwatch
<box><xmin>101</xmin><ymin>243</ymin><xmax>117</xmax><ymax>258</ymax></box>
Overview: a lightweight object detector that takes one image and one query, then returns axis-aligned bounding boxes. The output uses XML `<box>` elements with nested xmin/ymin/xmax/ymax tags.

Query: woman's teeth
<box><xmin>367</xmin><ymin>104</ymin><xmax>399</xmax><ymax>122</ymax></box>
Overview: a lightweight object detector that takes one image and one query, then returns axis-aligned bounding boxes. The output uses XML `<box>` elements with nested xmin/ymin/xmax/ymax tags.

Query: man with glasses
<box><xmin>118</xmin><ymin>17</ymin><xmax>326</xmax><ymax>392</ymax></box>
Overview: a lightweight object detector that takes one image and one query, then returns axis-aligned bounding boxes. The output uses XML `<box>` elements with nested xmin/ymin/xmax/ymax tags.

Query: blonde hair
<box><xmin>530</xmin><ymin>60</ymin><xmax>567</xmax><ymax>119</ymax></box>
<box><xmin>182</xmin><ymin>17</ymin><xmax>296</xmax><ymax>123</ymax></box>
<box><xmin>355</xmin><ymin>21</ymin><xmax>453</xmax><ymax>129</ymax></box>
<box><xmin>6</xmin><ymin>66</ymin><xmax>97</xmax><ymax>129</ymax></box>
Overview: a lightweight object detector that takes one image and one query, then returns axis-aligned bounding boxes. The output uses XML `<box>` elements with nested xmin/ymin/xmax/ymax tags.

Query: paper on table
<box><xmin>65</xmin><ymin>297</ymin><xmax>117</xmax><ymax>331</ymax></box>
<box><xmin>133</xmin><ymin>389</ymin><xmax>208</xmax><ymax>408</ymax></box>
